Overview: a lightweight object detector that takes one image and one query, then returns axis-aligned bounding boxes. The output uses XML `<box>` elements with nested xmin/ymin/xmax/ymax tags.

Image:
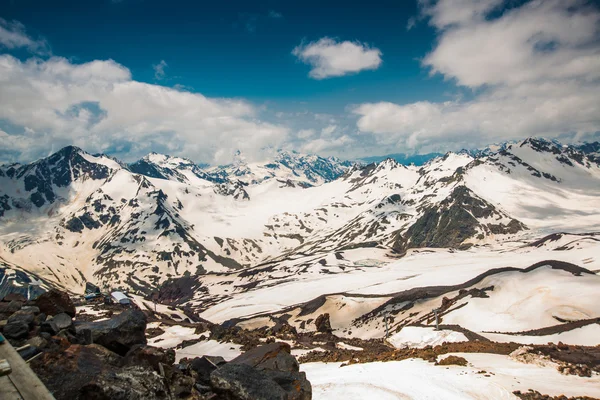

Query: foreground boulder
<box><xmin>31</xmin><ymin>344</ymin><xmax>123</xmax><ymax>399</ymax></box>
<box><xmin>76</xmin><ymin>309</ymin><xmax>147</xmax><ymax>355</ymax></box>
<box><xmin>211</xmin><ymin>342</ymin><xmax>311</xmax><ymax>400</ymax></box>
<box><xmin>211</xmin><ymin>363</ymin><xmax>289</xmax><ymax>400</ymax></box>
<box><xmin>79</xmin><ymin>366</ymin><xmax>170</xmax><ymax>400</ymax></box>
<box><xmin>35</xmin><ymin>289</ymin><xmax>76</xmax><ymax>317</ymax></box>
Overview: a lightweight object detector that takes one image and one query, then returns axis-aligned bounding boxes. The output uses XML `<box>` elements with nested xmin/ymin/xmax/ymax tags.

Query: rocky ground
<box><xmin>0</xmin><ymin>290</ymin><xmax>310</xmax><ymax>399</ymax></box>
<box><xmin>1</xmin><ymin>291</ymin><xmax>599</xmax><ymax>399</ymax></box>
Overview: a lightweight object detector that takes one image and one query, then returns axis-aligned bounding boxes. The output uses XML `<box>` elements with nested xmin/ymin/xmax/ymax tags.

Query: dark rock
<box><xmin>170</xmin><ymin>372</ymin><xmax>195</xmax><ymax>397</ymax></box>
<box><xmin>3</xmin><ymin>293</ymin><xmax>27</xmax><ymax>302</ymax></box>
<box><xmin>267</xmin><ymin>370</ymin><xmax>312</xmax><ymax>400</ymax></box>
<box><xmin>211</xmin><ymin>363</ymin><xmax>288</xmax><ymax>400</ymax></box>
<box><xmin>35</xmin><ymin>312</ymin><xmax>47</xmax><ymax>325</ymax></box>
<box><xmin>231</xmin><ymin>342</ymin><xmax>299</xmax><ymax>373</ymax></box>
<box><xmin>41</xmin><ymin>320</ymin><xmax>60</xmax><ymax>335</ymax></box>
<box><xmin>190</xmin><ymin>355</ymin><xmax>226</xmax><ymax>383</ymax></box>
<box><xmin>123</xmin><ymin>345</ymin><xmax>175</xmax><ymax>372</ymax></box>
<box><xmin>40</xmin><ymin>332</ymin><xmax>52</xmax><ymax>340</ymax></box>
<box><xmin>216</xmin><ymin>343</ymin><xmax>312</xmax><ymax>400</ymax></box>
<box><xmin>30</xmin><ymin>344</ymin><xmax>122</xmax><ymax>400</ymax></box>
<box><xmin>51</xmin><ymin>313</ymin><xmax>73</xmax><ymax>331</ymax></box>
<box><xmin>18</xmin><ymin>345</ymin><xmax>41</xmax><ymax>361</ymax></box>
<box><xmin>0</xmin><ymin>300</ymin><xmax>23</xmax><ymax>314</ymax></box>
<box><xmin>27</xmin><ymin>336</ymin><xmax>49</xmax><ymax>349</ymax></box>
<box><xmin>3</xmin><ymin>320</ymin><xmax>29</xmax><ymax>340</ymax></box>
<box><xmin>75</xmin><ymin>309</ymin><xmax>147</xmax><ymax>355</ymax></box>
<box><xmin>35</xmin><ymin>289</ymin><xmax>76</xmax><ymax>317</ymax></box>
<box><xmin>8</xmin><ymin>309</ymin><xmax>36</xmax><ymax>327</ymax></box>
<box><xmin>314</xmin><ymin>313</ymin><xmax>332</xmax><ymax>334</ymax></box>
<box><xmin>79</xmin><ymin>366</ymin><xmax>170</xmax><ymax>400</ymax></box>
<box><xmin>22</xmin><ymin>305</ymin><xmax>41</xmax><ymax>314</ymax></box>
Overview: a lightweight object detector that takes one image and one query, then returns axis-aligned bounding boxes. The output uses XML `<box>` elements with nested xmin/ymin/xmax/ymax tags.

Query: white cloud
<box><xmin>0</xmin><ymin>55</ymin><xmax>288</xmax><ymax>164</ymax></box>
<box><xmin>268</xmin><ymin>10</ymin><xmax>283</xmax><ymax>19</ymax></box>
<box><xmin>297</xmin><ymin>129</ymin><xmax>316</xmax><ymax>139</ymax></box>
<box><xmin>0</xmin><ymin>18</ymin><xmax>49</xmax><ymax>54</ymax></box>
<box><xmin>292</xmin><ymin>37</ymin><xmax>382</xmax><ymax>79</ymax></box>
<box><xmin>153</xmin><ymin>60</ymin><xmax>168</xmax><ymax>80</ymax></box>
<box><xmin>355</xmin><ymin>0</ymin><xmax>600</xmax><ymax>151</ymax></box>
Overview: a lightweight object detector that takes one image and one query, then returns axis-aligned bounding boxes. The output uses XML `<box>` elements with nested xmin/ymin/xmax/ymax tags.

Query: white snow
<box><xmin>481</xmin><ymin>324</ymin><xmax>600</xmax><ymax>346</ymax></box>
<box><xmin>147</xmin><ymin>324</ymin><xmax>200</xmax><ymax>349</ymax></box>
<box><xmin>175</xmin><ymin>340</ymin><xmax>243</xmax><ymax>362</ymax></box>
<box><xmin>302</xmin><ymin>354</ymin><xmax>600</xmax><ymax>400</ymax></box>
<box><xmin>388</xmin><ymin>327</ymin><xmax>468</xmax><ymax>349</ymax></box>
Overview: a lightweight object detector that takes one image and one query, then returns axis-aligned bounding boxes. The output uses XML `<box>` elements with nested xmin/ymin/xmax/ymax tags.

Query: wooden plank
<box><xmin>0</xmin><ymin>336</ymin><xmax>55</xmax><ymax>400</ymax></box>
<box><xmin>0</xmin><ymin>375</ymin><xmax>23</xmax><ymax>400</ymax></box>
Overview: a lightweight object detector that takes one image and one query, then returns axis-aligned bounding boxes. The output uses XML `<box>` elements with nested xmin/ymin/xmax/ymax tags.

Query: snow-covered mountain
<box><xmin>1</xmin><ymin>138</ymin><xmax>599</xmax><ymax>298</ymax></box>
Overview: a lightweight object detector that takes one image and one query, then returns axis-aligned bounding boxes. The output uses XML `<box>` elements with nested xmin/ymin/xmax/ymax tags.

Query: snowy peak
<box><xmin>0</xmin><ymin>146</ymin><xmax>120</xmax><ymax>213</ymax></box>
<box><xmin>209</xmin><ymin>149</ymin><xmax>352</xmax><ymax>187</ymax></box>
<box><xmin>129</xmin><ymin>152</ymin><xmax>224</xmax><ymax>184</ymax></box>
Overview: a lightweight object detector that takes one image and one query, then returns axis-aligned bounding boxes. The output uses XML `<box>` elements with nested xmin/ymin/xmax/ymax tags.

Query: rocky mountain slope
<box><xmin>0</xmin><ymin>138</ymin><xmax>599</xmax><ymax>296</ymax></box>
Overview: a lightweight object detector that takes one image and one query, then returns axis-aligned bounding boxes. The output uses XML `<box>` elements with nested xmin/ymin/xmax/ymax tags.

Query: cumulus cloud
<box><xmin>153</xmin><ymin>60</ymin><xmax>168</xmax><ymax>80</ymax></box>
<box><xmin>292</xmin><ymin>37</ymin><xmax>382</xmax><ymax>79</ymax></box>
<box><xmin>0</xmin><ymin>55</ymin><xmax>288</xmax><ymax>164</ymax></box>
<box><xmin>355</xmin><ymin>0</ymin><xmax>600</xmax><ymax>151</ymax></box>
<box><xmin>0</xmin><ymin>18</ymin><xmax>49</xmax><ymax>54</ymax></box>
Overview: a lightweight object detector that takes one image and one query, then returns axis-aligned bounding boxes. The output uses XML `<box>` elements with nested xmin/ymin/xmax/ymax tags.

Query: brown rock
<box><xmin>314</xmin><ymin>313</ymin><xmax>332</xmax><ymax>334</ymax></box>
<box><xmin>231</xmin><ymin>342</ymin><xmax>298</xmax><ymax>373</ymax></box>
<box><xmin>2</xmin><ymin>293</ymin><xmax>27</xmax><ymax>303</ymax></box>
<box><xmin>437</xmin><ymin>355</ymin><xmax>468</xmax><ymax>366</ymax></box>
<box><xmin>123</xmin><ymin>345</ymin><xmax>175</xmax><ymax>372</ymax></box>
<box><xmin>35</xmin><ymin>289</ymin><xmax>76</xmax><ymax>317</ymax></box>
<box><xmin>30</xmin><ymin>344</ymin><xmax>122</xmax><ymax>400</ymax></box>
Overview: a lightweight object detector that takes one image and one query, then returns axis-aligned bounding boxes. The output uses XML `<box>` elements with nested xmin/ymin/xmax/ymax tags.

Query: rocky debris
<box><xmin>75</xmin><ymin>309</ymin><xmax>147</xmax><ymax>355</ymax></box>
<box><xmin>437</xmin><ymin>355</ymin><xmax>468</xmax><ymax>366</ymax></box>
<box><xmin>516</xmin><ymin>343</ymin><xmax>600</xmax><ymax>377</ymax></box>
<box><xmin>513</xmin><ymin>389</ymin><xmax>600</xmax><ymax>400</ymax></box>
<box><xmin>314</xmin><ymin>313</ymin><xmax>332</xmax><ymax>334</ymax></box>
<box><xmin>35</xmin><ymin>289</ymin><xmax>77</xmax><ymax>317</ymax></box>
<box><xmin>299</xmin><ymin>340</ymin><xmax>521</xmax><ymax>364</ymax></box>
<box><xmin>79</xmin><ymin>366</ymin><xmax>171</xmax><ymax>400</ymax></box>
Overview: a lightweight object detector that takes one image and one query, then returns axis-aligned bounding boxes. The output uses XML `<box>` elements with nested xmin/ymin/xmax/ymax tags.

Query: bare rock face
<box><xmin>314</xmin><ymin>313</ymin><xmax>332</xmax><ymax>334</ymax></box>
<box><xmin>35</xmin><ymin>289</ymin><xmax>76</xmax><ymax>317</ymax></box>
<box><xmin>75</xmin><ymin>309</ymin><xmax>147</xmax><ymax>356</ymax></box>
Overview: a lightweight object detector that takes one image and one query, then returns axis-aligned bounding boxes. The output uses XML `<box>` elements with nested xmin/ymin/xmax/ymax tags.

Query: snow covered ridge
<box><xmin>0</xmin><ymin>138</ymin><xmax>599</xmax><ymax>294</ymax></box>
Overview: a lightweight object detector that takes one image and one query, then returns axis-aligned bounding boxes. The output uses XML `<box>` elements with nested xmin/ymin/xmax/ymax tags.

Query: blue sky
<box><xmin>0</xmin><ymin>0</ymin><xmax>599</xmax><ymax>164</ymax></box>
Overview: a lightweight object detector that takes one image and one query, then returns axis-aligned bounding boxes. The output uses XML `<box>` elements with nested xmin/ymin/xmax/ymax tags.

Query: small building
<box><xmin>110</xmin><ymin>291</ymin><xmax>131</xmax><ymax>305</ymax></box>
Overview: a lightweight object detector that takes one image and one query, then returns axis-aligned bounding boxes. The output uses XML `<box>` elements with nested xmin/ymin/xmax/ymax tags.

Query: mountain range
<box><xmin>0</xmin><ymin>137</ymin><xmax>599</xmax><ymax>301</ymax></box>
